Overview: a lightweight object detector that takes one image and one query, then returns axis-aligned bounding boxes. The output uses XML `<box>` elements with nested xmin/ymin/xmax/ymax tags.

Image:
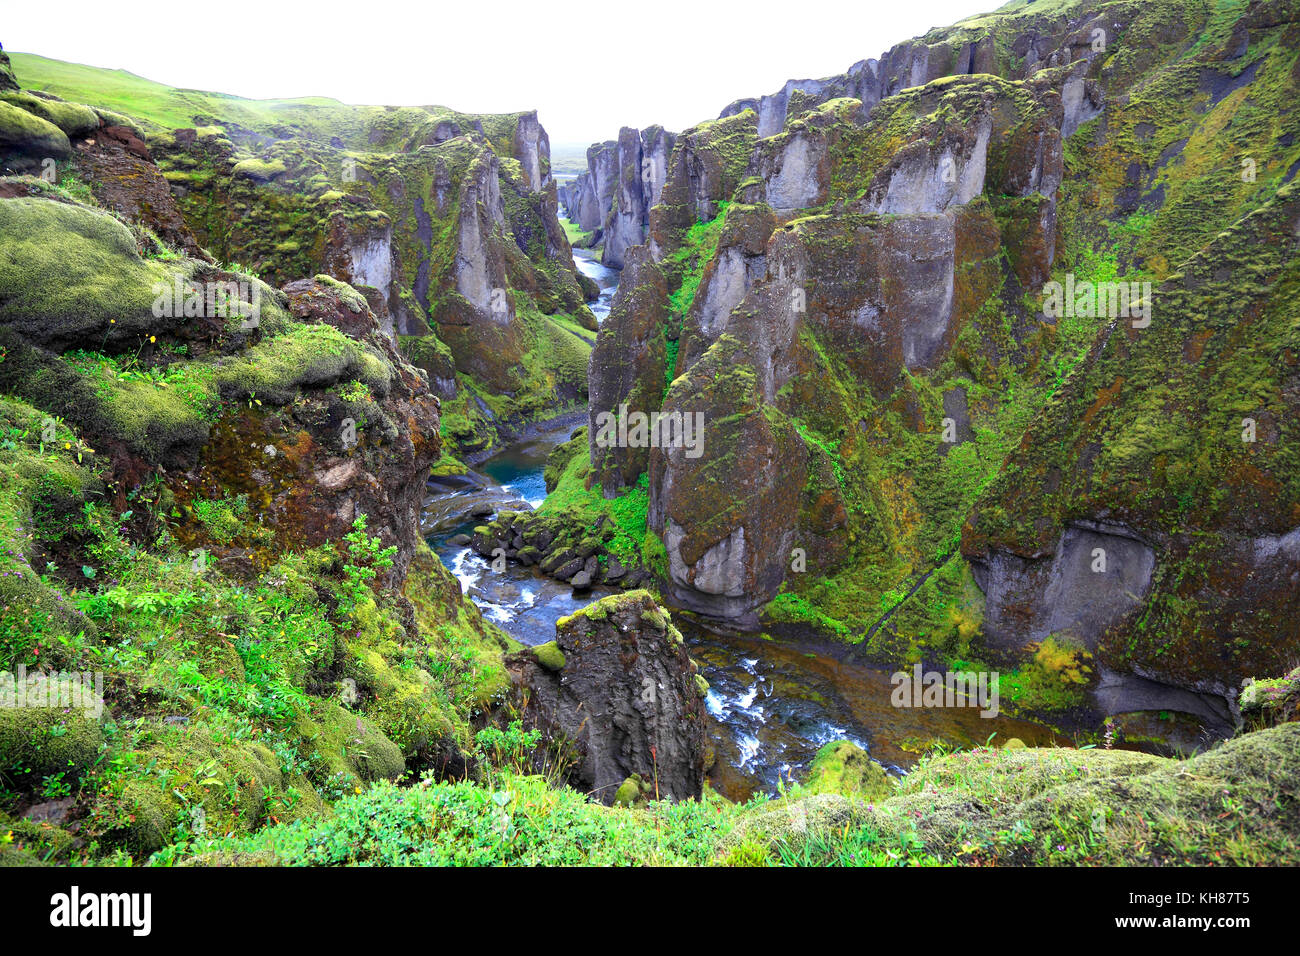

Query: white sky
<box><xmin>5</xmin><ymin>0</ymin><xmax>995</xmax><ymax>147</ymax></box>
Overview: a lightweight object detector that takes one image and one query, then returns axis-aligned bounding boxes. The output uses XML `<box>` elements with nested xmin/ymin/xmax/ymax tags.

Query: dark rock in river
<box><xmin>505</xmin><ymin>590</ymin><xmax>707</xmax><ymax>804</ymax></box>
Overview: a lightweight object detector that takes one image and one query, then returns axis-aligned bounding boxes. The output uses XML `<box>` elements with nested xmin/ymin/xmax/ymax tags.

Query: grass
<box><xmin>558</xmin><ymin>214</ymin><xmax>591</xmax><ymax>246</ymax></box>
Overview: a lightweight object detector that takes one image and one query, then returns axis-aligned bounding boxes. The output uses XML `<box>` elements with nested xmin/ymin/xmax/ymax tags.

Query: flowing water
<box><xmin>423</xmin><ymin>430</ymin><xmax>1067</xmax><ymax>801</ymax></box>
<box><xmin>558</xmin><ymin>203</ymin><xmax>619</xmax><ymax>323</ymax></box>
<box><xmin>572</xmin><ymin>249</ymin><xmax>618</xmax><ymax>323</ymax></box>
<box><xmin>423</xmin><ymin>421</ymin><xmax>610</xmax><ymax>642</ymax></box>
<box><xmin>422</xmin><ymin>246</ymin><xmax>1065</xmax><ymax>801</ymax></box>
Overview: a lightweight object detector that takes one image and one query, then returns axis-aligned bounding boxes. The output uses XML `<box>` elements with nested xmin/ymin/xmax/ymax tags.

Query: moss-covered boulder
<box><xmin>804</xmin><ymin>740</ymin><xmax>895</xmax><ymax>801</ymax></box>
<box><xmin>0</xmin><ymin>100</ymin><xmax>70</xmax><ymax>166</ymax></box>
<box><xmin>531</xmin><ymin>640</ymin><xmax>566</xmax><ymax>671</ymax></box>
<box><xmin>297</xmin><ymin>702</ymin><xmax>406</xmax><ymax>785</ymax></box>
<box><xmin>0</xmin><ymin>91</ymin><xmax>99</xmax><ymax>138</ymax></box>
<box><xmin>0</xmin><ymin>196</ymin><xmax>179</xmax><ymax>349</ymax></box>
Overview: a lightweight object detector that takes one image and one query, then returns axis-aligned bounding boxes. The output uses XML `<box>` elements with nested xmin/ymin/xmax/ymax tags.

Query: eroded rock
<box><xmin>504</xmin><ymin>590</ymin><xmax>707</xmax><ymax>804</ymax></box>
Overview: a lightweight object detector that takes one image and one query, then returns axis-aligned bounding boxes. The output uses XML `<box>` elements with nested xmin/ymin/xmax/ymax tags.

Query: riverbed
<box><xmin>572</xmin><ymin>248</ymin><xmax>618</xmax><ymax>323</ymax></box>
<box><xmin>421</xmin><ymin>241</ymin><xmax>1063</xmax><ymax>801</ymax></box>
<box><xmin>422</xmin><ymin>426</ymin><xmax>1063</xmax><ymax>802</ymax></box>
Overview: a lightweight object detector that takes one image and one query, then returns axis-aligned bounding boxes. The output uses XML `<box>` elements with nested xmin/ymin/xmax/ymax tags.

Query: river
<box><xmin>421</xmin><ymin>231</ymin><xmax>1063</xmax><ymax>802</ymax></box>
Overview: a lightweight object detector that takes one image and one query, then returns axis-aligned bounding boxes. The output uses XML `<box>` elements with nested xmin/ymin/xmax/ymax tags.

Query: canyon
<box><xmin>0</xmin><ymin>0</ymin><xmax>1298</xmax><ymax>869</ymax></box>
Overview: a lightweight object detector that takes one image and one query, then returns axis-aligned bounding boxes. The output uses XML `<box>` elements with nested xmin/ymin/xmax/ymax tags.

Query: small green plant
<box><xmin>41</xmin><ymin>772</ymin><xmax>73</xmax><ymax>800</ymax></box>
<box><xmin>474</xmin><ymin>720</ymin><xmax>542</xmax><ymax>782</ymax></box>
<box><xmin>338</xmin><ymin>380</ymin><xmax>370</xmax><ymax>403</ymax></box>
<box><xmin>341</xmin><ymin>514</ymin><xmax>397</xmax><ymax>611</ymax></box>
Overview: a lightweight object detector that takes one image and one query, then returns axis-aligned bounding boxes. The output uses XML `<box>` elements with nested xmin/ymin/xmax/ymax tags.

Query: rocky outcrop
<box><xmin>717</xmin><ymin>0</ymin><xmax>1112</xmax><ymax>142</ymax></box>
<box><xmin>560</xmin><ymin>170</ymin><xmax>602</xmax><ymax>232</ymax></box>
<box><xmin>648</xmin><ymin>335</ymin><xmax>808</xmax><ymax>623</ymax></box>
<box><xmin>321</xmin><ymin>213</ymin><xmax>397</xmax><ymax>342</ymax></box>
<box><xmin>0</xmin><ymin>192</ymin><xmax>442</xmax><ymax>583</ymax></box>
<box><xmin>72</xmin><ymin>122</ymin><xmax>207</xmax><ymax>260</ymax></box>
<box><xmin>675</xmin><ymin>201</ymin><xmax>777</xmax><ymax>374</ymax></box>
<box><xmin>601</xmin><ymin>125</ymin><xmax>677</xmax><ymax>268</ymax></box>
<box><xmin>140</xmin><ymin>102</ymin><xmax>591</xmax><ymax>458</ymax></box>
<box><xmin>586</xmin><ymin>140</ymin><xmax>619</xmax><ymax>235</ymax></box>
<box><xmin>637</xmin><ymin>75</ymin><xmax>1069</xmax><ymax>620</ymax></box>
<box><xmin>504</xmin><ymin>591</ymin><xmax>707</xmax><ymax>804</ymax></box>
<box><xmin>648</xmin><ymin>110</ymin><xmax>758</xmax><ymax>280</ymax></box>
<box><xmin>588</xmin><ymin>245</ymin><xmax>669</xmax><ymax>495</ymax></box>
<box><xmin>512</xmin><ymin>110</ymin><xmax>551</xmax><ymax>193</ymax></box>
<box><xmin>0</xmin><ymin>50</ymin><xmax>18</xmax><ymax>93</ymax></box>
<box><xmin>751</xmin><ymin>99</ymin><xmax>863</xmax><ymax>214</ymax></box>
<box><xmin>558</xmin><ymin>126</ymin><xmax>678</xmax><ymax>268</ymax></box>
<box><xmin>183</xmin><ymin>276</ymin><xmax>443</xmax><ymax>583</ymax></box>
<box><xmin>601</xmin><ymin>127</ymin><xmax>645</xmax><ymax>269</ymax></box>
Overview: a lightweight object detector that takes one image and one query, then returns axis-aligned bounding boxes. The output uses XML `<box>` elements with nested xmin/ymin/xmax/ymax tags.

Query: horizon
<box><xmin>3</xmin><ymin>0</ymin><xmax>996</xmax><ymax>146</ymax></box>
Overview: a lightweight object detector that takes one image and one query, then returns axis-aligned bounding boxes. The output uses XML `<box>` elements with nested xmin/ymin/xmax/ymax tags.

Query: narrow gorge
<box><xmin>0</xmin><ymin>0</ymin><xmax>1298</xmax><ymax>879</ymax></box>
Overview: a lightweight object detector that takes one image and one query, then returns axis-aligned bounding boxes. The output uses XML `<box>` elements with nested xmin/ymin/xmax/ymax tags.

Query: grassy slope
<box><xmin>11</xmin><ymin>52</ymin><xmax>463</xmax><ymax>143</ymax></box>
<box><xmin>156</xmin><ymin>720</ymin><xmax>1300</xmax><ymax>867</ymax></box>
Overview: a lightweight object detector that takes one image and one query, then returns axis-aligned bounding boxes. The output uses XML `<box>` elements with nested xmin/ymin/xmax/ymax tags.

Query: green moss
<box><xmin>0</xmin><ymin>91</ymin><xmax>98</xmax><ymax>137</ymax></box>
<box><xmin>0</xmin><ymin>197</ymin><xmax>178</xmax><ymax>343</ymax></box>
<box><xmin>0</xmin><ymin>707</ymin><xmax>103</xmax><ymax>791</ymax></box>
<box><xmin>313</xmin><ymin>274</ymin><xmax>368</xmax><ymax>314</ymax></box>
<box><xmin>215</xmin><ymin>323</ymin><xmax>392</xmax><ymax>405</ymax></box>
<box><xmin>613</xmin><ymin>773</ymin><xmax>652</xmax><ymax>807</ymax></box>
<box><xmin>296</xmin><ymin>702</ymin><xmax>405</xmax><ymax>785</ymax></box>
<box><xmin>532</xmin><ymin>641</ymin><xmax>566</xmax><ymax>672</ymax></box>
<box><xmin>804</xmin><ymin>741</ymin><xmax>895</xmax><ymax>801</ymax></box>
<box><xmin>0</xmin><ymin>99</ymin><xmax>70</xmax><ymax>157</ymax></box>
<box><xmin>537</xmin><ymin>441</ymin><xmax>655</xmax><ymax>570</ymax></box>
<box><xmin>231</xmin><ymin>157</ymin><xmax>287</xmax><ymax>181</ymax></box>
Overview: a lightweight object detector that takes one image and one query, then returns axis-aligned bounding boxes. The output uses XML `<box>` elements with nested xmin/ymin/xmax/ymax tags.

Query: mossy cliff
<box><xmin>6</xmin><ymin>54</ymin><xmax>596</xmax><ymax>462</ymax></box>
<box><xmin>556</xmin><ymin>0</ymin><xmax>1300</xmax><ymax>747</ymax></box>
<box><xmin>0</xmin><ymin>181</ymin><xmax>516</xmax><ymax>863</ymax></box>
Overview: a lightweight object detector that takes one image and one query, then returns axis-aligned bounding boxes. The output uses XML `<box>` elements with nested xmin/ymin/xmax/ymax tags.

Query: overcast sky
<box><xmin>6</xmin><ymin>0</ymin><xmax>995</xmax><ymax>147</ymax></box>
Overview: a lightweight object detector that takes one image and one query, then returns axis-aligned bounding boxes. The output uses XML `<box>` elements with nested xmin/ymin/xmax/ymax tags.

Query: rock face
<box><xmin>648</xmin><ymin>111</ymin><xmax>757</xmax><ymax>276</ymax></box>
<box><xmin>601</xmin><ymin>126</ymin><xmax>677</xmax><ymax>268</ymax></box>
<box><xmin>0</xmin><ymin>195</ymin><xmax>442</xmax><ymax>584</ymax></box>
<box><xmin>716</xmin><ymin>2</ymin><xmax>1108</xmax><ymax>142</ymax></box>
<box><xmin>752</xmin><ymin>99</ymin><xmax>863</xmax><ymax>214</ymax></box>
<box><xmin>504</xmin><ymin>591</ymin><xmax>707</xmax><ymax>805</ymax></box>
<box><xmin>587</xmin><ymin>245</ymin><xmax>669</xmax><ymax>495</ymax></box>
<box><xmin>512</xmin><ymin>110</ymin><xmax>551</xmax><ymax>193</ymax></box>
<box><xmin>560</xmin><ymin>171</ymin><xmax>602</xmax><ymax>233</ymax></box>
<box><xmin>137</xmin><ymin>103</ymin><xmax>592</xmax><ymax>458</ymax></box>
<box><xmin>649</xmin><ymin>334</ymin><xmax>808</xmax><ymax>623</ymax></box>
<box><xmin>964</xmin><ymin>184</ymin><xmax>1300</xmax><ymax>731</ymax></box>
<box><xmin>321</xmin><ymin>214</ymin><xmax>398</xmax><ymax>342</ymax></box>
<box><xmin>73</xmin><ymin>123</ymin><xmax>207</xmax><ymax>260</ymax></box>
<box><xmin>634</xmin><ymin>73</ymin><xmax>1068</xmax><ymax>620</ymax></box>
<box><xmin>558</xmin><ymin>0</ymin><xmax>1300</xmax><ymax>747</ymax></box>
<box><xmin>557</xmin><ymin>126</ymin><xmax>679</xmax><ymax>268</ymax></box>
